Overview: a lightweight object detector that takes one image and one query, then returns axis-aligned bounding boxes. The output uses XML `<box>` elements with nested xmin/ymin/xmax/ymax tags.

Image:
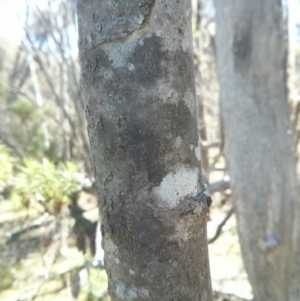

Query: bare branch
<box><xmin>201</xmin><ymin>140</ymin><xmax>221</xmax><ymax>150</ymax></box>
<box><xmin>207</xmin><ymin>176</ymin><xmax>230</xmax><ymax>194</ymax></box>
<box><xmin>208</xmin><ymin>207</ymin><xmax>234</xmax><ymax>244</ymax></box>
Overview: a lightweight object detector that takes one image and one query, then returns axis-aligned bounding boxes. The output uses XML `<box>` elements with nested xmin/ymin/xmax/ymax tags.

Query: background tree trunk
<box><xmin>77</xmin><ymin>0</ymin><xmax>212</xmax><ymax>300</ymax></box>
<box><xmin>216</xmin><ymin>1</ymin><xmax>300</xmax><ymax>300</ymax></box>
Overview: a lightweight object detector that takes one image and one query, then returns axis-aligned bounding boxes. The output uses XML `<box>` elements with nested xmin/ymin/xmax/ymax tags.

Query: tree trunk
<box><xmin>216</xmin><ymin>1</ymin><xmax>300</xmax><ymax>300</ymax></box>
<box><xmin>77</xmin><ymin>1</ymin><xmax>212</xmax><ymax>300</ymax></box>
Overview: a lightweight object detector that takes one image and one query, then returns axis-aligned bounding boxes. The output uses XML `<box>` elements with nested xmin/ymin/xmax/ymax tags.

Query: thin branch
<box><xmin>207</xmin><ymin>176</ymin><xmax>230</xmax><ymax>194</ymax></box>
<box><xmin>201</xmin><ymin>140</ymin><xmax>221</xmax><ymax>150</ymax></box>
<box><xmin>208</xmin><ymin>207</ymin><xmax>234</xmax><ymax>244</ymax></box>
<box><xmin>5</xmin><ymin>213</ymin><xmax>54</xmax><ymax>242</ymax></box>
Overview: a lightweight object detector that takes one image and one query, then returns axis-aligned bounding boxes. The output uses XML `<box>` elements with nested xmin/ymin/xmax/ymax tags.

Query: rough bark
<box><xmin>216</xmin><ymin>1</ymin><xmax>300</xmax><ymax>300</ymax></box>
<box><xmin>77</xmin><ymin>1</ymin><xmax>212</xmax><ymax>300</ymax></box>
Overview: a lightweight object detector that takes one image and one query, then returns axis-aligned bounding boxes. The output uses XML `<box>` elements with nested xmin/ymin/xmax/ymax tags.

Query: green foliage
<box><xmin>0</xmin><ymin>80</ymin><xmax>8</xmax><ymax>96</ymax></box>
<box><xmin>6</xmin><ymin>98</ymin><xmax>67</xmax><ymax>162</ymax></box>
<box><xmin>0</xmin><ymin>144</ymin><xmax>81</xmax><ymax>214</ymax></box>
<box><xmin>78</xmin><ymin>268</ymin><xmax>109</xmax><ymax>301</ymax></box>
<box><xmin>9</xmin><ymin>99</ymin><xmax>37</xmax><ymax>121</ymax></box>
<box><xmin>0</xmin><ymin>264</ymin><xmax>14</xmax><ymax>291</ymax></box>
<box><xmin>0</xmin><ymin>144</ymin><xmax>16</xmax><ymax>192</ymax></box>
<box><xmin>8</xmin><ymin>99</ymin><xmax>54</xmax><ymax>160</ymax></box>
<box><xmin>13</xmin><ymin>159</ymin><xmax>81</xmax><ymax>214</ymax></box>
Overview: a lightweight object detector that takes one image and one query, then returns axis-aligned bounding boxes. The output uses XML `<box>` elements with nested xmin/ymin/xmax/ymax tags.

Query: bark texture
<box><xmin>77</xmin><ymin>0</ymin><xmax>212</xmax><ymax>300</ymax></box>
<box><xmin>216</xmin><ymin>1</ymin><xmax>300</xmax><ymax>300</ymax></box>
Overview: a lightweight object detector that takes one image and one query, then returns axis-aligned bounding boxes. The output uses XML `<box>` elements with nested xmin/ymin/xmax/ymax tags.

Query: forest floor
<box><xmin>0</xmin><ymin>191</ymin><xmax>252</xmax><ymax>301</ymax></box>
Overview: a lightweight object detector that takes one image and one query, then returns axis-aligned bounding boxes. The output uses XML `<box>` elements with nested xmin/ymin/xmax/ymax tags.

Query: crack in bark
<box><xmin>78</xmin><ymin>0</ymin><xmax>156</xmax><ymax>54</ymax></box>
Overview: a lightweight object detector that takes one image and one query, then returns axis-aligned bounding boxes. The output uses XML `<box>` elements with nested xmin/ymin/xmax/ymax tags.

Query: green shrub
<box><xmin>9</xmin><ymin>99</ymin><xmax>37</xmax><ymax>121</ymax></box>
<box><xmin>0</xmin><ymin>144</ymin><xmax>16</xmax><ymax>193</ymax></box>
<box><xmin>0</xmin><ymin>80</ymin><xmax>8</xmax><ymax>96</ymax></box>
<box><xmin>13</xmin><ymin>159</ymin><xmax>81</xmax><ymax>214</ymax></box>
<box><xmin>0</xmin><ymin>263</ymin><xmax>14</xmax><ymax>291</ymax></box>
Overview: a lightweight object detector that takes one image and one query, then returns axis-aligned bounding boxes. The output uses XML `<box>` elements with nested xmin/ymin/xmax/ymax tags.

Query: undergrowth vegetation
<box><xmin>0</xmin><ymin>144</ymin><xmax>81</xmax><ymax>214</ymax></box>
<box><xmin>0</xmin><ymin>143</ymin><xmax>109</xmax><ymax>300</ymax></box>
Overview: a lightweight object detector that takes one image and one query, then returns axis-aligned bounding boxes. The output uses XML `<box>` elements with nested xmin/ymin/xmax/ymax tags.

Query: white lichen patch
<box><xmin>102</xmin><ymin>69</ymin><xmax>113</xmax><ymax>79</ymax></box>
<box><xmin>103</xmin><ymin>238</ymin><xmax>118</xmax><ymax>263</ymax></box>
<box><xmin>195</xmin><ymin>145</ymin><xmax>201</xmax><ymax>161</ymax></box>
<box><xmin>152</xmin><ymin>165</ymin><xmax>199</xmax><ymax>208</ymax></box>
<box><xmin>133</xmin><ymin>13</ymin><xmax>144</xmax><ymax>25</ymax></box>
<box><xmin>116</xmin><ymin>282</ymin><xmax>138</xmax><ymax>300</ymax></box>
<box><xmin>115</xmin><ymin>282</ymin><xmax>148</xmax><ymax>300</ymax></box>
<box><xmin>140</xmin><ymin>288</ymin><xmax>149</xmax><ymax>298</ymax></box>
<box><xmin>127</xmin><ymin>287</ymin><xmax>138</xmax><ymax>299</ymax></box>
<box><xmin>152</xmin><ymin>81</ymin><xmax>178</xmax><ymax>106</ymax></box>
<box><xmin>175</xmin><ymin>136</ymin><xmax>182</xmax><ymax>148</ymax></box>
<box><xmin>181</xmin><ymin>26</ymin><xmax>193</xmax><ymax>53</ymax></box>
<box><xmin>104</xmin><ymin>238</ymin><xmax>118</xmax><ymax>253</ymax></box>
<box><xmin>102</xmin><ymin>41</ymin><xmax>138</xmax><ymax>68</ymax></box>
<box><xmin>183</xmin><ymin>90</ymin><xmax>196</xmax><ymax>113</ymax></box>
<box><xmin>127</xmin><ymin>63</ymin><xmax>135</xmax><ymax>71</ymax></box>
<box><xmin>173</xmin><ymin>219</ymin><xmax>197</xmax><ymax>245</ymax></box>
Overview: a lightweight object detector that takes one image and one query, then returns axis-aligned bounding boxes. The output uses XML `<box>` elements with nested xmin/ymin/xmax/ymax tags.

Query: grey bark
<box><xmin>216</xmin><ymin>1</ymin><xmax>300</xmax><ymax>300</ymax></box>
<box><xmin>77</xmin><ymin>0</ymin><xmax>212</xmax><ymax>300</ymax></box>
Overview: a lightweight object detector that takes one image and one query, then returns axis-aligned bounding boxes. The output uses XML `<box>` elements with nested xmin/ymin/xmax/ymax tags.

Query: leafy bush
<box><xmin>9</xmin><ymin>99</ymin><xmax>37</xmax><ymax>121</ymax></box>
<box><xmin>13</xmin><ymin>159</ymin><xmax>81</xmax><ymax>214</ymax></box>
<box><xmin>0</xmin><ymin>80</ymin><xmax>8</xmax><ymax>96</ymax></box>
<box><xmin>0</xmin><ymin>263</ymin><xmax>14</xmax><ymax>291</ymax></box>
<box><xmin>0</xmin><ymin>144</ymin><xmax>16</xmax><ymax>193</ymax></box>
<box><xmin>8</xmin><ymin>99</ymin><xmax>61</xmax><ymax>161</ymax></box>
